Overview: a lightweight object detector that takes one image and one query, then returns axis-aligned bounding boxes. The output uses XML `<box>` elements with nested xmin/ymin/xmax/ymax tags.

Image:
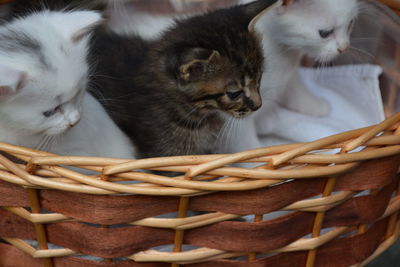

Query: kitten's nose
<box><xmin>68</xmin><ymin>112</ymin><xmax>81</xmax><ymax>128</ymax></box>
<box><xmin>250</xmin><ymin>102</ymin><xmax>262</xmax><ymax>111</ymax></box>
<box><xmin>337</xmin><ymin>45</ymin><xmax>349</xmax><ymax>54</ymax></box>
<box><xmin>68</xmin><ymin>117</ymin><xmax>81</xmax><ymax>128</ymax></box>
<box><xmin>69</xmin><ymin>122</ymin><xmax>78</xmax><ymax>128</ymax></box>
<box><xmin>247</xmin><ymin>99</ymin><xmax>262</xmax><ymax>111</ymax></box>
<box><xmin>245</xmin><ymin>93</ymin><xmax>262</xmax><ymax>111</ymax></box>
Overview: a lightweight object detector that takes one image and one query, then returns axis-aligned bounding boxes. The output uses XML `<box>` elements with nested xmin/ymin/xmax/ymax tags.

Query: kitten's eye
<box><xmin>43</xmin><ymin>105</ymin><xmax>61</xmax><ymax>117</ymax></box>
<box><xmin>227</xmin><ymin>91</ymin><xmax>243</xmax><ymax>100</ymax></box>
<box><xmin>319</xmin><ymin>29</ymin><xmax>334</xmax><ymax>39</ymax></box>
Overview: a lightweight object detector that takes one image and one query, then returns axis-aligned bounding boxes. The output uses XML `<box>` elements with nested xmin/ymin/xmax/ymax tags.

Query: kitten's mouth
<box><xmin>317</xmin><ymin>52</ymin><xmax>340</xmax><ymax>63</ymax></box>
<box><xmin>45</xmin><ymin>125</ymin><xmax>71</xmax><ymax>136</ymax></box>
<box><xmin>231</xmin><ymin>109</ymin><xmax>252</xmax><ymax>118</ymax></box>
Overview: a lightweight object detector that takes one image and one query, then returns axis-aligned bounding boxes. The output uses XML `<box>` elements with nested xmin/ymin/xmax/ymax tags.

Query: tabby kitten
<box><xmin>90</xmin><ymin>0</ymin><xmax>278</xmax><ymax>158</ymax></box>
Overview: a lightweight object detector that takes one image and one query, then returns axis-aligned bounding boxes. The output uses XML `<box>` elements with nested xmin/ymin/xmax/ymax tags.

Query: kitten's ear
<box><xmin>0</xmin><ymin>64</ymin><xmax>26</xmax><ymax>99</ymax></box>
<box><xmin>49</xmin><ymin>11</ymin><xmax>103</xmax><ymax>42</ymax></box>
<box><xmin>244</xmin><ymin>0</ymin><xmax>280</xmax><ymax>31</ymax></box>
<box><xmin>179</xmin><ymin>48</ymin><xmax>221</xmax><ymax>82</ymax></box>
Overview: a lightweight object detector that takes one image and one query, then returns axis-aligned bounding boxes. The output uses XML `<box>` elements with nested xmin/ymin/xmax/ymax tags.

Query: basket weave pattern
<box><xmin>0</xmin><ymin>0</ymin><xmax>400</xmax><ymax>267</ymax></box>
<box><xmin>0</xmin><ymin>113</ymin><xmax>400</xmax><ymax>267</ymax></box>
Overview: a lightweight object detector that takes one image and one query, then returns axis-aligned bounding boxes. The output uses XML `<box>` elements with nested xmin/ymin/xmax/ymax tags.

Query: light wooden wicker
<box><xmin>0</xmin><ymin>1</ymin><xmax>400</xmax><ymax>267</ymax></box>
<box><xmin>1</xmin><ymin>113</ymin><xmax>400</xmax><ymax>267</ymax></box>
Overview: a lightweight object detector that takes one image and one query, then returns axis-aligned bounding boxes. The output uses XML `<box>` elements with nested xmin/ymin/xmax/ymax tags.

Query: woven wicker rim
<box><xmin>1</xmin><ymin>114</ymin><xmax>399</xmax><ymax>266</ymax></box>
<box><xmin>0</xmin><ymin>113</ymin><xmax>398</xmax><ymax>197</ymax></box>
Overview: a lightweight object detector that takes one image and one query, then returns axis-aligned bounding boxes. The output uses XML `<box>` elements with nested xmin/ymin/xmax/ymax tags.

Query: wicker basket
<box><xmin>1</xmin><ymin>1</ymin><xmax>400</xmax><ymax>267</ymax></box>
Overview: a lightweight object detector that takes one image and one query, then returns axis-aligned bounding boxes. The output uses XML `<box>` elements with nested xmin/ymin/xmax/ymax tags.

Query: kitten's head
<box><xmin>0</xmin><ymin>10</ymin><xmax>102</xmax><ymax>136</ymax></box>
<box><xmin>271</xmin><ymin>0</ymin><xmax>359</xmax><ymax>62</ymax></box>
<box><xmin>157</xmin><ymin>0</ymin><xmax>278</xmax><ymax>118</ymax></box>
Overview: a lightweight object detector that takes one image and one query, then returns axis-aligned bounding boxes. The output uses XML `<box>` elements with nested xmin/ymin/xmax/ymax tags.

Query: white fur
<box><xmin>109</xmin><ymin>11</ymin><xmax>176</xmax><ymax>40</ymax></box>
<box><xmin>50</xmin><ymin>93</ymin><xmax>135</xmax><ymax>159</ymax></box>
<box><xmin>106</xmin><ymin>0</ymin><xmax>185</xmax><ymax>39</ymax></box>
<box><xmin>243</xmin><ymin>0</ymin><xmax>359</xmax><ymax>115</ymax></box>
<box><xmin>0</xmin><ymin>10</ymin><xmax>135</xmax><ymax>159</ymax></box>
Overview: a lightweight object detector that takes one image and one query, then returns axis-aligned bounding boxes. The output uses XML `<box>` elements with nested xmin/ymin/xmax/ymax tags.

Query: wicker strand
<box><xmin>343</xmin><ymin>113</ymin><xmax>400</xmax><ymax>153</ymax></box>
<box><xmin>385</xmin><ymin>128</ymin><xmax>400</xmax><ymax>240</ymax></box>
<box><xmin>248</xmin><ymin>163</ymin><xmax>276</xmax><ymax>261</ymax></box>
<box><xmin>305</xmin><ymin>176</ymin><xmax>338</xmax><ymax>267</ymax></box>
<box><xmin>27</xmin><ymin>189</ymin><xmax>53</xmax><ymax>267</ymax></box>
<box><xmin>385</xmin><ymin>179</ymin><xmax>400</xmax><ymax>239</ymax></box>
<box><xmin>248</xmin><ymin>214</ymin><xmax>263</xmax><ymax>261</ymax></box>
<box><xmin>172</xmin><ymin>195</ymin><xmax>190</xmax><ymax>267</ymax></box>
<box><xmin>24</xmin><ymin>160</ymin><xmax>53</xmax><ymax>267</ymax></box>
<box><xmin>386</xmin><ymin>44</ymin><xmax>400</xmax><ymax>116</ymax></box>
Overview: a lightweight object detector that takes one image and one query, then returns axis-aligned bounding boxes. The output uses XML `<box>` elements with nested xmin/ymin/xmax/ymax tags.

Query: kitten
<box><xmin>222</xmin><ymin>0</ymin><xmax>361</xmax><ymax>153</ymax></box>
<box><xmin>242</xmin><ymin>0</ymin><xmax>360</xmax><ymax>116</ymax></box>
<box><xmin>89</xmin><ymin>0</ymin><xmax>278</xmax><ymax>158</ymax></box>
<box><xmin>0</xmin><ymin>10</ymin><xmax>135</xmax><ymax>159</ymax></box>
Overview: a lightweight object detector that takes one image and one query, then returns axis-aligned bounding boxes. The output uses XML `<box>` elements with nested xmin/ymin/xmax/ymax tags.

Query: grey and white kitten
<box><xmin>0</xmin><ymin>10</ymin><xmax>135</xmax><ymax>159</ymax></box>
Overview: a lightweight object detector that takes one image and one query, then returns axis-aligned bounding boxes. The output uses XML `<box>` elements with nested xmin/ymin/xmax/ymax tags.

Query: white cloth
<box><xmin>255</xmin><ymin>64</ymin><xmax>385</xmax><ymax>146</ymax></box>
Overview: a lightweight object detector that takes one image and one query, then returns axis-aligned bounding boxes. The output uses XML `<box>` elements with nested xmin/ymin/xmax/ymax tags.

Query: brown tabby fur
<box><xmin>89</xmin><ymin>0</ymin><xmax>278</xmax><ymax>158</ymax></box>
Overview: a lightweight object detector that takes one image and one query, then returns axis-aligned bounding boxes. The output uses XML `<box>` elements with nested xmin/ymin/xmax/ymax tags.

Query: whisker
<box><xmin>349</xmin><ymin>45</ymin><xmax>376</xmax><ymax>60</ymax></box>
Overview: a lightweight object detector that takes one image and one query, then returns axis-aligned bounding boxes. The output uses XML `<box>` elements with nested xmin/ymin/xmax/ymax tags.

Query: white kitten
<box><xmin>222</xmin><ymin>0</ymin><xmax>360</xmax><ymax>153</ymax></box>
<box><xmin>251</xmin><ymin>0</ymin><xmax>359</xmax><ymax>116</ymax></box>
<box><xmin>0</xmin><ymin>10</ymin><xmax>135</xmax><ymax>159</ymax></box>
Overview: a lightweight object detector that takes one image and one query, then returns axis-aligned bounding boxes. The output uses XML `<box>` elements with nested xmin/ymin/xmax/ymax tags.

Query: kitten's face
<box><xmin>0</xmin><ymin>10</ymin><xmax>102</xmax><ymax>136</ymax></box>
<box><xmin>274</xmin><ymin>0</ymin><xmax>359</xmax><ymax>62</ymax></box>
<box><xmin>191</xmin><ymin>72</ymin><xmax>262</xmax><ymax>118</ymax></box>
<box><xmin>175</xmin><ymin>48</ymin><xmax>263</xmax><ymax>118</ymax></box>
<box><xmin>3</xmin><ymin>71</ymin><xmax>87</xmax><ymax>136</ymax></box>
<box><xmin>160</xmin><ymin>0</ymin><xmax>274</xmax><ymax>120</ymax></box>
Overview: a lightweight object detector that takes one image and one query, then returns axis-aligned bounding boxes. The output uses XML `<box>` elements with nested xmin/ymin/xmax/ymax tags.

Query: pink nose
<box><xmin>69</xmin><ymin>118</ymin><xmax>81</xmax><ymax>128</ymax></box>
<box><xmin>337</xmin><ymin>45</ymin><xmax>349</xmax><ymax>54</ymax></box>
